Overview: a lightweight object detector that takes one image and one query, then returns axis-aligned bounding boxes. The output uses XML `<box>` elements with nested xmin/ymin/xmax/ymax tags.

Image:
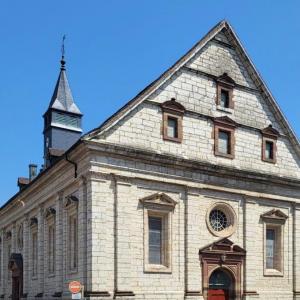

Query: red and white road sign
<box><xmin>69</xmin><ymin>281</ymin><xmax>82</xmax><ymax>294</ymax></box>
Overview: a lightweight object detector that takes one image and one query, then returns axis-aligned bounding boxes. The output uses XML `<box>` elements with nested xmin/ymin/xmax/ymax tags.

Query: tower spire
<box><xmin>43</xmin><ymin>36</ymin><xmax>83</xmax><ymax>168</ymax></box>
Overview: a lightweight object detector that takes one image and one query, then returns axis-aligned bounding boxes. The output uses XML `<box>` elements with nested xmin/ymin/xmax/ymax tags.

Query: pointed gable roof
<box><xmin>85</xmin><ymin>20</ymin><xmax>299</xmax><ymax>157</ymax></box>
<box><xmin>48</xmin><ymin>60</ymin><xmax>82</xmax><ymax>115</ymax></box>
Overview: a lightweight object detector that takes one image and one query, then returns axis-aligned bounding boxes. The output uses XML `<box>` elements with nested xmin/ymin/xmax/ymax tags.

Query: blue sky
<box><xmin>1</xmin><ymin>1</ymin><xmax>300</xmax><ymax>204</ymax></box>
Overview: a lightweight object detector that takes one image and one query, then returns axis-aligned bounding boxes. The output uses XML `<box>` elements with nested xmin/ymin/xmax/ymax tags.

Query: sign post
<box><xmin>69</xmin><ymin>281</ymin><xmax>83</xmax><ymax>299</ymax></box>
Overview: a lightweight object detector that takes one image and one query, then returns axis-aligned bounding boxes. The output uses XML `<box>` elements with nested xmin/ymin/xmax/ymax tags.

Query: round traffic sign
<box><xmin>69</xmin><ymin>281</ymin><xmax>82</xmax><ymax>294</ymax></box>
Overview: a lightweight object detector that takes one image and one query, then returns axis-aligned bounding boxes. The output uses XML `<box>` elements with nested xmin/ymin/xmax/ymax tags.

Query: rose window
<box><xmin>209</xmin><ymin>209</ymin><xmax>228</xmax><ymax>232</ymax></box>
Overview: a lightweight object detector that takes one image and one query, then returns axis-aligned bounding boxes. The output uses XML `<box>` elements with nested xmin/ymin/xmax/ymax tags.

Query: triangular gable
<box><xmin>214</xmin><ymin>116</ymin><xmax>237</xmax><ymax>127</ymax></box>
<box><xmin>261</xmin><ymin>125</ymin><xmax>280</xmax><ymax>138</ymax></box>
<box><xmin>261</xmin><ymin>209</ymin><xmax>288</xmax><ymax>222</ymax></box>
<box><xmin>85</xmin><ymin>20</ymin><xmax>300</xmax><ymax>157</ymax></box>
<box><xmin>139</xmin><ymin>192</ymin><xmax>177</xmax><ymax>209</ymax></box>
<box><xmin>199</xmin><ymin>237</ymin><xmax>246</xmax><ymax>255</ymax></box>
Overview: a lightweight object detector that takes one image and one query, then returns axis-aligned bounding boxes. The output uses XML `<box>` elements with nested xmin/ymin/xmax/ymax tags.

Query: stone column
<box><xmin>55</xmin><ymin>192</ymin><xmax>64</xmax><ymax>296</ymax></box>
<box><xmin>23</xmin><ymin>215</ymin><xmax>29</xmax><ymax>296</ymax></box>
<box><xmin>38</xmin><ymin>206</ymin><xmax>44</xmax><ymax>295</ymax></box>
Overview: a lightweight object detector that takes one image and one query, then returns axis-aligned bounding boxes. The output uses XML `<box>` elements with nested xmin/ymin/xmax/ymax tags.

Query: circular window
<box><xmin>206</xmin><ymin>203</ymin><xmax>236</xmax><ymax>237</ymax></box>
<box><xmin>209</xmin><ymin>209</ymin><xmax>228</xmax><ymax>231</ymax></box>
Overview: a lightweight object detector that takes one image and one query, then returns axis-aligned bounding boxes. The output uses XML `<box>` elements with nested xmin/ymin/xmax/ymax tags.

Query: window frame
<box><xmin>214</xmin><ymin>117</ymin><xmax>236</xmax><ymax>159</ymax></box>
<box><xmin>64</xmin><ymin>195</ymin><xmax>79</xmax><ymax>274</ymax></box>
<box><xmin>140</xmin><ymin>193</ymin><xmax>177</xmax><ymax>273</ymax></box>
<box><xmin>261</xmin><ymin>125</ymin><xmax>279</xmax><ymax>164</ymax></box>
<box><xmin>161</xmin><ymin>98</ymin><xmax>185</xmax><ymax>143</ymax></box>
<box><xmin>30</xmin><ymin>225</ymin><xmax>38</xmax><ymax>279</ymax></box>
<box><xmin>261</xmin><ymin>209</ymin><xmax>287</xmax><ymax>277</ymax></box>
<box><xmin>45</xmin><ymin>207</ymin><xmax>56</xmax><ymax>276</ymax></box>
<box><xmin>216</xmin><ymin>73</ymin><xmax>235</xmax><ymax>110</ymax></box>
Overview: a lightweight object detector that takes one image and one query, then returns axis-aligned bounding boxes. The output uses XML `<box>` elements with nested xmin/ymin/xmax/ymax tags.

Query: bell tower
<box><xmin>43</xmin><ymin>47</ymin><xmax>82</xmax><ymax>168</ymax></box>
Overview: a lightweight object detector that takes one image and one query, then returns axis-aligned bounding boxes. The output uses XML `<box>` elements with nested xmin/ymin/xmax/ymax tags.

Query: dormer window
<box><xmin>261</xmin><ymin>125</ymin><xmax>279</xmax><ymax>163</ymax></box>
<box><xmin>214</xmin><ymin>116</ymin><xmax>236</xmax><ymax>159</ymax></box>
<box><xmin>216</xmin><ymin>73</ymin><xmax>235</xmax><ymax>109</ymax></box>
<box><xmin>161</xmin><ymin>98</ymin><xmax>185</xmax><ymax>143</ymax></box>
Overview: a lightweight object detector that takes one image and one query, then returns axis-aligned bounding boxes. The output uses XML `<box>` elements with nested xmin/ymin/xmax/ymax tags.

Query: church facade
<box><xmin>0</xmin><ymin>21</ymin><xmax>300</xmax><ymax>300</ymax></box>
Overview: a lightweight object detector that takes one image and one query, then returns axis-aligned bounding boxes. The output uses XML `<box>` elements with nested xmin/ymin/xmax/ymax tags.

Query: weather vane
<box><xmin>61</xmin><ymin>34</ymin><xmax>66</xmax><ymax>58</ymax></box>
<box><xmin>60</xmin><ymin>35</ymin><xmax>66</xmax><ymax>70</ymax></box>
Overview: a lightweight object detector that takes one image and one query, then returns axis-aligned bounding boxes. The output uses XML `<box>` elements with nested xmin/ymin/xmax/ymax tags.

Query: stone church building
<box><xmin>0</xmin><ymin>20</ymin><xmax>300</xmax><ymax>300</ymax></box>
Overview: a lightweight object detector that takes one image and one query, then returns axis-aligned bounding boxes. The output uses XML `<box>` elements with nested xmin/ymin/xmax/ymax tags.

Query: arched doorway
<box><xmin>208</xmin><ymin>268</ymin><xmax>234</xmax><ymax>300</ymax></box>
<box><xmin>8</xmin><ymin>253</ymin><xmax>23</xmax><ymax>300</ymax></box>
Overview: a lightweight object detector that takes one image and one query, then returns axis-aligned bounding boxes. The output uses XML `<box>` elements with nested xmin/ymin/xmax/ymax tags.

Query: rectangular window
<box><xmin>32</xmin><ymin>232</ymin><xmax>38</xmax><ymax>277</ymax></box>
<box><xmin>220</xmin><ymin>89</ymin><xmax>230</xmax><ymax>108</ymax></box>
<box><xmin>167</xmin><ymin>117</ymin><xmax>178</xmax><ymax>139</ymax></box>
<box><xmin>148</xmin><ymin>216</ymin><xmax>162</xmax><ymax>265</ymax></box>
<box><xmin>266</xmin><ymin>228</ymin><xmax>275</xmax><ymax>269</ymax></box>
<box><xmin>69</xmin><ymin>215</ymin><xmax>78</xmax><ymax>270</ymax></box>
<box><xmin>265</xmin><ymin>141</ymin><xmax>274</xmax><ymax>160</ymax></box>
<box><xmin>48</xmin><ymin>225</ymin><xmax>55</xmax><ymax>274</ymax></box>
<box><xmin>218</xmin><ymin>130</ymin><xmax>230</xmax><ymax>154</ymax></box>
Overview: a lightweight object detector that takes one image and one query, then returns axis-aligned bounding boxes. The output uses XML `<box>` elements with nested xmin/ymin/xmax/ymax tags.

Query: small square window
<box><xmin>220</xmin><ymin>89</ymin><xmax>230</xmax><ymax>108</ymax></box>
<box><xmin>167</xmin><ymin>117</ymin><xmax>178</xmax><ymax>139</ymax></box>
<box><xmin>218</xmin><ymin>130</ymin><xmax>230</xmax><ymax>154</ymax></box>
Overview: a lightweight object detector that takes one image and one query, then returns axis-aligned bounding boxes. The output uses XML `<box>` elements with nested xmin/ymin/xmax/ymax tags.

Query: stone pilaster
<box><xmin>55</xmin><ymin>192</ymin><xmax>64</xmax><ymax>296</ymax></box>
<box><xmin>185</xmin><ymin>189</ymin><xmax>203</xmax><ymax>300</ymax></box>
<box><xmin>243</xmin><ymin>197</ymin><xmax>259</xmax><ymax>300</ymax></box>
<box><xmin>23</xmin><ymin>215</ymin><xmax>29</xmax><ymax>296</ymax></box>
<box><xmin>0</xmin><ymin>229</ymin><xmax>4</xmax><ymax>296</ymax></box>
<box><xmin>78</xmin><ymin>177</ymin><xmax>88</xmax><ymax>288</ymax></box>
<box><xmin>38</xmin><ymin>206</ymin><xmax>44</xmax><ymax>295</ymax></box>
<box><xmin>293</xmin><ymin>204</ymin><xmax>300</xmax><ymax>299</ymax></box>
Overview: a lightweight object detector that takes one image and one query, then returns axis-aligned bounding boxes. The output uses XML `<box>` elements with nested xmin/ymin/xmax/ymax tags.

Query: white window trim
<box><xmin>140</xmin><ymin>193</ymin><xmax>177</xmax><ymax>273</ymax></box>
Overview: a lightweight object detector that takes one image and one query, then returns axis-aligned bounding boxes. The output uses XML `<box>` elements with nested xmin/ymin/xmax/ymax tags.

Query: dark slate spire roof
<box><xmin>48</xmin><ymin>57</ymin><xmax>82</xmax><ymax>115</ymax></box>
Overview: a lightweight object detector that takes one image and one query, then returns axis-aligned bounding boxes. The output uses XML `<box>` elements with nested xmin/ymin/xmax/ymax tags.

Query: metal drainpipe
<box><xmin>65</xmin><ymin>153</ymin><xmax>77</xmax><ymax>178</ymax></box>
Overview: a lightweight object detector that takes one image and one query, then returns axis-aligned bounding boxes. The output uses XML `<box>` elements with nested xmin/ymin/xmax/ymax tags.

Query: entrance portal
<box><xmin>208</xmin><ymin>268</ymin><xmax>233</xmax><ymax>300</ymax></box>
<box><xmin>8</xmin><ymin>253</ymin><xmax>23</xmax><ymax>300</ymax></box>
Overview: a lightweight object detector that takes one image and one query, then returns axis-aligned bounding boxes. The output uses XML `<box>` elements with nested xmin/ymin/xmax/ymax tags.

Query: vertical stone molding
<box><xmin>55</xmin><ymin>191</ymin><xmax>64</xmax><ymax>296</ymax></box>
<box><xmin>0</xmin><ymin>229</ymin><xmax>4</xmax><ymax>296</ymax></box>
<box><xmin>242</xmin><ymin>198</ymin><xmax>259</xmax><ymax>298</ymax></box>
<box><xmin>79</xmin><ymin>176</ymin><xmax>88</xmax><ymax>288</ymax></box>
<box><xmin>22</xmin><ymin>215</ymin><xmax>29</xmax><ymax>296</ymax></box>
<box><xmin>38</xmin><ymin>206</ymin><xmax>45</xmax><ymax>295</ymax></box>
<box><xmin>185</xmin><ymin>190</ymin><xmax>203</xmax><ymax>299</ymax></box>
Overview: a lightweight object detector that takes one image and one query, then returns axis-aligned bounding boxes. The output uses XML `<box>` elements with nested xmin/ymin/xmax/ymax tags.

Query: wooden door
<box><xmin>208</xmin><ymin>289</ymin><xmax>229</xmax><ymax>300</ymax></box>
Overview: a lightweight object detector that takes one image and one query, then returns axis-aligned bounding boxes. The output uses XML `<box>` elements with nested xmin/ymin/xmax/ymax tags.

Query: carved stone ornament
<box><xmin>64</xmin><ymin>195</ymin><xmax>79</xmax><ymax>208</ymax></box>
